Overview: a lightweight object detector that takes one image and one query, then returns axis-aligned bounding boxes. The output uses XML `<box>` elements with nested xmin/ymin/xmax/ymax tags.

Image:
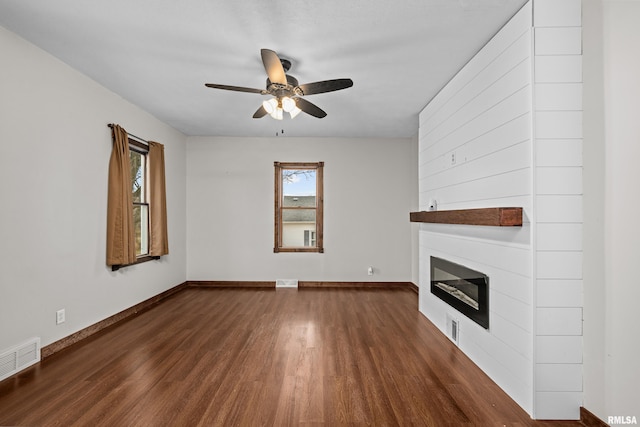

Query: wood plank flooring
<box><xmin>0</xmin><ymin>287</ymin><xmax>584</xmax><ymax>426</ymax></box>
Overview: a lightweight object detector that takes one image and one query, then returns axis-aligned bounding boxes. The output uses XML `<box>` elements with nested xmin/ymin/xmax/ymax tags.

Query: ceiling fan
<box><xmin>205</xmin><ymin>49</ymin><xmax>353</xmax><ymax>120</ymax></box>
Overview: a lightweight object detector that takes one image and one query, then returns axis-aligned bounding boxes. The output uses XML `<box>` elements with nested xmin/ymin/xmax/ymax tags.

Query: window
<box><xmin>107</xmin><ymin>123</ymin><xmax>168</xmax><ymax>270</ymax></box>
<box><xmin>274</xmin><ymin>162</ymin><xmax>324</xmax><ymax>253</ymax></box>
<box><xmin>129</xmin><ymin>140</ymin><xmax>149</xmax><ymax>257</ymax></box>
<box><xmin>304</xmin><ymin>230</ymin><xmax>316</xmax><ymax>247</ymax></box>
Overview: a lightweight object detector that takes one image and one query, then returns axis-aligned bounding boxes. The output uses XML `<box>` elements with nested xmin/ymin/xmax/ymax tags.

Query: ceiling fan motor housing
<box><xmin>280</xmin><ymin>58</ymin><xmax>292</xmax><ymax>72</ymax></box>
<box><xmin>266</xmin><ymin>75</ymin><xmax>303</xmax><ymax>97</ymax></box>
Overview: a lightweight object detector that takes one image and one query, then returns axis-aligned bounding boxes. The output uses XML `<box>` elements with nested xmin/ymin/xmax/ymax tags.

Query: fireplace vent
<box><xmin>447</xmin><ymin>314</ymin><xmax>460</xmax><ymax>345</ymax></box>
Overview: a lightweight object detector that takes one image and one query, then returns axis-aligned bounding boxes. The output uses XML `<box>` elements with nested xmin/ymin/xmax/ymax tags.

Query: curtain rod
<box><xmin>107</xmin><ymin>123</ymin><xmax>149</xmax><ymax>145</ymax></box>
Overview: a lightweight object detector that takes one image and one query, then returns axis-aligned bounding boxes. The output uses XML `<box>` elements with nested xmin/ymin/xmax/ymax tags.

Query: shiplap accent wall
<box><xmin>418</xmin><ymin>0</ymin><xmax>583</xmax><ymax>420</ymax></box>
<box><xmin>418</xmin><ymin>3</ymin><xmax>534</xmax><ymax>414</ymax></box>
<box><xmin>532</xmin><ymin>0</ymin><xmax>583</xmax><ymax>419</ymax></box>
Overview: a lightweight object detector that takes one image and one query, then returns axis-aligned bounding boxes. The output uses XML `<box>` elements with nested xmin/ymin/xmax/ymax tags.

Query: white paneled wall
<box><xmin>532</xmin><ymin>0</ymin><xmax>583</xmax><ymax>419</ymax></box>
<box><xmin>417</xmin><ymin>0</ymin><xmax>584</xmax><ymax>420</ymax></box>
<box><xmin>418</xmin><ymin>3</ymin><xmax>534</xmax><ymax>414</ymax></box>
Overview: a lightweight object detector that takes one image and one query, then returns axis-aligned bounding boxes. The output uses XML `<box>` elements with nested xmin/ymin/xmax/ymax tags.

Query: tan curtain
<box><xmin>106</xmin><ymin>125</ymin><xmax>136</xmax><ymax>266</ymax></box>
<box><xmin>148</xmin><ymin>141</ymin><xmax>169</xmax><ymax>256</ymax></box>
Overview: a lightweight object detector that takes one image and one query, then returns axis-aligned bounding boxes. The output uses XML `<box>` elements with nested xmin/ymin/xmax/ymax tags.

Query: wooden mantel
<box><xmin>410</xmin><ymin>207</ymin><xmax>523</xmax><ymax>227</ymax></box>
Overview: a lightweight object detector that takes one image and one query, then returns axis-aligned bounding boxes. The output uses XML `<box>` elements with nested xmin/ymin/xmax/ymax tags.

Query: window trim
<box><xmin>274</xmin><ymin>161</ymin><xmax>324</xmax><ymax>253</ymax></box>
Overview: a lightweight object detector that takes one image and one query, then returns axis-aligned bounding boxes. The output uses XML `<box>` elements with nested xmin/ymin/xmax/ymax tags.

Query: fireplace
<box><xmin>430</xmin><ymin>257</ymin><xmax>489</xmax><ymax>329</ymax></box>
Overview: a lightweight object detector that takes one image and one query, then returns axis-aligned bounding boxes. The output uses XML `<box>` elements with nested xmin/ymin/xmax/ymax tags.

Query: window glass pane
<box><xmin>130</xmin><ymin>150</ymin><xmax>145</xmax><ymax>203</ymax></box>
<box><xmin>282</xmin><ymin>195</ymin><xmax>316</xmax><ymax>208</ymax></box>
<box><xmin>282</xmin><ymin>169</ymin><xmax>316</xmax><ymax>203</ymax></box>
<box><xmin>282</xmin><ymin>209</ymin><xmax>316</xmax><ymax>247</ymax></box>
<box><xmin>133</xmin><ymin>204</ymin><xmax>149</xmax><ymax>256</ymax></box>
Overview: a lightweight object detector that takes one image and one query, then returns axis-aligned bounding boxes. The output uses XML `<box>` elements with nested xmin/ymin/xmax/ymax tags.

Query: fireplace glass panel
<box><xmin>430</xmin><ymin>257</ymin><xmax>489</xmax><ymax>329</ymax></box>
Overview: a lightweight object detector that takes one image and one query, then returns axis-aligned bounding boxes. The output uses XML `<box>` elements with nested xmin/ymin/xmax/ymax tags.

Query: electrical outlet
<box><xmin>450</xmin><ymin>151</ymin><xmax>456</xmax><ymax>166</ymax></box>
<box><xmin>56</xmin><ymin>309</ymin><xmax>65</xmax><ymax>325</ymax></box>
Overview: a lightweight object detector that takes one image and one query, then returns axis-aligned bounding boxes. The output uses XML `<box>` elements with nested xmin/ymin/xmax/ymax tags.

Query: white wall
<box><xmin>582</xmin><ymin>0</ymin><xmax>607</xmax><ymax>418</ymax></box>
<box><xmin>186</xmin><ymin>137</ymin><xmax>416</xmax><ymax>282</ymax></box>
<box><xmin>603</xmin><ymin>2</ymin><xmax>640</xmax><ymax>416</ymax></box>
<box><xmin>0</xmin><ymin>26</ymin><xmax>187</xmax><ymax>352</ymax></box>
<box><xmin>410</xmin><ymin>134</ymin><xmax>420</xmax><ymax>286</ymax></box>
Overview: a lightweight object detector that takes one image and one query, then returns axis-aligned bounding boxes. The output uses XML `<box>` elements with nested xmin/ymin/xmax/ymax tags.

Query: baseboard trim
<box><xmin>299</xmin><ymin>281</ymin><xmax>415</xmax><ymax>289</ymax></box>
<box><xmin>187</xmin><ymin>280</ymin><xmax>417</xmax><ymax>290</ymax></box>
<box><xmin>187</xmin><ymin>280</ymin><xmax>276</xmax><ymax>288</ymax></box>
<box><xmin>41</xmin><ymin>282</ymin><xmax>188</xmax><ymax>359</ymax></box>
<box><xmin>580</xmin><ymin>407</ymin><xmax>609</xmax><ymax>427</ymax></box>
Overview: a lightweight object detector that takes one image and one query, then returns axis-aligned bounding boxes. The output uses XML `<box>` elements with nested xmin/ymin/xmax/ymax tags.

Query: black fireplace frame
<box><xmin>430</xmin><ymin>256</ymin><xmax>489</xmax><ymax>329</ymax></box>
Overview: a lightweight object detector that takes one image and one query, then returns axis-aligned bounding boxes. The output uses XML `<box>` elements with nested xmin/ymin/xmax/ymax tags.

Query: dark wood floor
<box><xmin>0</xmin><ymin>287</ymin><xmax>584</xmax><ymax>426</ymax></box>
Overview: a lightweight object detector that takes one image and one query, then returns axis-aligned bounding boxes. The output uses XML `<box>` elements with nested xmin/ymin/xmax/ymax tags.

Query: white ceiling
<box><xmin>0</xmin><ymin>0</ymin><xmax>527</xmax><ymax>138</ymax></box>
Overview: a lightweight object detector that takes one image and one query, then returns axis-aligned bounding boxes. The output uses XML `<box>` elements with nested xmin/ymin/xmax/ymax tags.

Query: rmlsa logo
<box><xmin>609</xmin><ymin>415</ymin><xmax>638</xmax><ymax>425</ymax></box>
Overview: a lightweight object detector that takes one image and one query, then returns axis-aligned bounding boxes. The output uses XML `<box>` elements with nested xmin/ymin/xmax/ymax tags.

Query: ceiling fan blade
<box><xmin>205</xmin><ymin>83</ymin><xmax>265</xmax><ymax>94</ymax></box>
<box><xmin>295</xmin><ymin>97</ymin><xmax>327</xmax><ymax>118</ymax></box>
<box><xmin>297</xmin><ymin>78</ymin><xmax>353</xmax><ymax>96</ymax></box>
<box><xmin>253</xmin><ymin>105</ymin><xmax>268</xmax><ymax>118</ymax></box>
<box><xmin>261</xmin><ymin>49</ymin><xmax>287</xmax><ymax>85</ymax></box>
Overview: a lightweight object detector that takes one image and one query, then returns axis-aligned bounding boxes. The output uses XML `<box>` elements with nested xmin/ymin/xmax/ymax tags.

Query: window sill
<box><xmin>111</xmin><ymin>255</ymin><xmax>161</xmax><ymax>271</ymax></box>
<box><xmin>274</xmin><ymin>247</ymin><xmax>324</xmax><ymax>253</ymax></box>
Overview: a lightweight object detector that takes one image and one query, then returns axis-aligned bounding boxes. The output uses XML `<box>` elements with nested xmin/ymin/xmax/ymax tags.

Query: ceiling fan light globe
<box><xmin>270</xmin><ymin>108</ymin><xmax>284</xmax><ymax>120</ymax></box>
<box><xmin>262</xmin><ymin>98</ymin><xmax>278</xmax><ymax>114</ymax></box>
<box><xmin>281</xmin><ymin>97</ymin><xmax>296</xmax><ymax>113</ymax></box>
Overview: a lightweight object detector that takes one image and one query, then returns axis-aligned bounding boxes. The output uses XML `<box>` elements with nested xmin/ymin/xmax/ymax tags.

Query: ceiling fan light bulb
<box><xmin>263</xmin><ymin>98</ymin><xmax>277</xmax><ymax>114</ymax></box>
<box><xmin>281</xmin><ymin>97</ymin><xmax>296</xmax><ymax>113</ymax></box>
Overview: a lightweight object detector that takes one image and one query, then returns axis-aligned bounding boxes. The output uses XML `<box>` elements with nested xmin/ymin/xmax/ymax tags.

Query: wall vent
<box><xmin>446</xmin><ymin>314</ymin><xmax>460</xmax><ymax>346</ymax></box>
<box><xmin>276</xmin><ymin>279</ymin><xmax>298</xmax><ymax>288</ymax></box>
<box><xmin>0</xmin><ymin>337</ymin><xmax>41</xmax><ymax>382</ymax></box>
